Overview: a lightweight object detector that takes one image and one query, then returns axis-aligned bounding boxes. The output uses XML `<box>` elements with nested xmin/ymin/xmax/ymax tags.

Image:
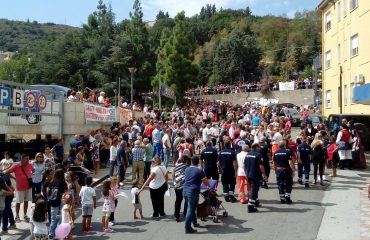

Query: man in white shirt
<box><xmin>237</xmin><ymin>145</ymin><xmax>249</xmax><ymax>204</ymax></box>
<box><xmin>152</xmin><ymin>123</ymin><xmax>162</xmax><ymax>158</ymax></box>
<box><xmin>162</xmin><ymin>129</ymin><xmax>172</xmax><ymax>168</ymax></box>
<box><xmin>202</xmin><ymin>124</ymin><xmax>212</xmax><ymax>146</ymax></box>
<box><xmin>98</xmin><ymin>92</ymin><xmax>105</xmax><ymax>104</ymax></box>
<box><xmin>210</xmin><ymin>123</ymin><xmax>219</xmax><ymax>147</ymax></box>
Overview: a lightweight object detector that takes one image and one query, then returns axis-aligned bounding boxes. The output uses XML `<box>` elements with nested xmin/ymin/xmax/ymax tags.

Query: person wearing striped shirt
<box><xmin>173</xmin><ymin>155</ymin><xmax>190</xmax><ymax>222</ymax></box>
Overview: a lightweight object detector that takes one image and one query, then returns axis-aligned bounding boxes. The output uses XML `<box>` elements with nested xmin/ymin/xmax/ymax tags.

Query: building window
<box><xmin>350</xmin><ymin>0</ymin><xmax>359</xmax><ymax>11</ymax></box>
<box><xmin>344</xmin><ymin>84</ymin><xmax>348</xmax><ymax>105</ymax></box>
<box><xmin>351</xmin><ymin>34</ymin><xmax>359</xmax><ymax>57</ymax></box>
<box><xmin>325</xmin><ymin>90</ymin><xmax>332</xmax><ymax>108</ymax></box>
<box><xmin>344</xmin><ymin>0</ymin><xmax>348</xmax><ymax>16</ymax></box>
<box><xmin>325</xmin><ymin>11</ymin><xmax>332</xmax><ymax>31</ymax></box>
<box><xmin>338</xmin><ymin>44</ymin><xmax>341</xmax><ymax>64</ymax></box>
<box><xmin>338</xmin><ymin>1</ymin><xmax>341</xmax><ymax>22</ymax></box>
<box><xmin>325</xmin><ymin>50</ymin><xmax>332</xmax><ymax>69</ymax></box>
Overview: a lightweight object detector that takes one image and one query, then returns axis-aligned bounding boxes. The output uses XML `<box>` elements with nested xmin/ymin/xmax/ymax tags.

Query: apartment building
<box><xmin>317</xmin><ymin>0</ymin><xmax>370</xmax><ymax>116</ymax></box>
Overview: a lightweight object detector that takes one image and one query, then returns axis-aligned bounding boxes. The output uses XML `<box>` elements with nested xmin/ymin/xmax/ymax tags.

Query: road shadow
<box><xmin>115</xmin><ymin>220</ymin><xmax>149</xmax><ymax>227</ymax></box>
<box><xmin>197</xmin><ymin>215</ymin><xmax>253</xmax><ymax>234</ymax></box>
<box><xmin>258</xmin><ymin>205</ymin><xmax>312</xmax><ymax>213</ymax></box>
<box><xmin>260</xmin><ymin>199</ymin><xmax>336</xmax><ymax>207</ymax></box>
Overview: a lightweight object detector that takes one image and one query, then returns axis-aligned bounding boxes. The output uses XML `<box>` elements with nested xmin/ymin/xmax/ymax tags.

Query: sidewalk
<box><xmin>316</xmin><ymin>153</ymin><xmax>370</xmax><ymax>240</ymax></box>
<box><xmin>2</xmin><ymin>168</ymin><xmax>109</xmax><ymax>240</ymax></box>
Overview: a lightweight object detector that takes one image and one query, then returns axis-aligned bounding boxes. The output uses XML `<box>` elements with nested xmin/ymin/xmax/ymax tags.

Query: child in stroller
<box><xmin>197</xmin><ymin>180</ymin><xmax>228</xmax><ymax>223</ymax></box>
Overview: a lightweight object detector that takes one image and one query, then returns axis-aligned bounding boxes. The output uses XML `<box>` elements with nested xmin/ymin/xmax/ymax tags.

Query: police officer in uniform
<box><xmin>200</xmin><ymin>141</ymin><xmax>219</xmax><ymax>181</ymax></box>
<box><xmin>273</xmin><ymin>142</ymin><xmax>295</xmax><ymax>204</ymax></box>
<box><xmin>217</xmin><ymin>141</ymin><xmax>238</xmax><ymax>202</ymax></box>
<box><xmin>259</xmin><ymin>137</ymin><xmax>270</xmax><ymax>189</ymax></box>
<box><xmin>297</xmin><ymin>137</ymin><xmax>312</xmax><ymax>188</ymax></box>
<box><xmin>245</xmin><ymin>143</ymin><xmax>266</xmax><ymax>213</ymax></box>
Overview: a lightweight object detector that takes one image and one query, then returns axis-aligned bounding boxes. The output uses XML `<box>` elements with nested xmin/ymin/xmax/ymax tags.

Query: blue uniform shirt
<box><xmin>297</xmin><ymin>143</ymin><xmax>311</xmax><ymax>163</ymax></box>
<box><xmin>200</xmin><ymin>147</ymin><xmax>218</xmax><ymax>169</ymax></box>
<box><xmin>217</xmin><ymin>148</ymin><xmax>236</xmax><ymax>173</ymax></box>
<box><xmin>245</xmin><ymin>150</ymin><xmax>263</xmax><ymax>179</ymax></box>
<box><xmin>274</xmin><ymin>149</ymin><xmax>292</xmax><ymax>168</ymax></box>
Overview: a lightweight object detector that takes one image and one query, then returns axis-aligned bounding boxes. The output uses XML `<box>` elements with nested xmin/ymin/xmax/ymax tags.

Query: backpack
<box><xmin>182</xmin><ymin>143</ymin><xmax>191</xmax><ymax>157</ymax></box>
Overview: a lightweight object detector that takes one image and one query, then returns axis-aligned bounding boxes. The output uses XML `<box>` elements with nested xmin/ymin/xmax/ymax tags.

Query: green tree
<box><xmin>153</xmin><ymin>12</ymin><xmax>199</xmax><ymax>102</ymax></box>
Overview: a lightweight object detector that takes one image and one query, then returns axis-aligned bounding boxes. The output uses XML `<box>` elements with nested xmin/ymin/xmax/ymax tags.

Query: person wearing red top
<box><xmin>144</xmin><ymin>120</ymin><xmax>155</xmax><ymax>143</ymax></box>
<box><xmin>286</xmin><ymin>135</ymin><xmax>298</xmax><ymax>162</ymax></box>
<box><xmin>5</xmin><ymin>154</ymin><xmax>34</xmax><ymax>223</ymax></box>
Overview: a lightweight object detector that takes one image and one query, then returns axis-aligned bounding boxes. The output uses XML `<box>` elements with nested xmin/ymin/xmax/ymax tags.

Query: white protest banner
<box><xmin>84</xmin><ymin>103</ymin><xmax>116</xmax><ymax>125</ymax></box>
<box><xmin>278</xmin><ymin>81</ymin><xmax>295</xmax><ymax>91</ymax></box>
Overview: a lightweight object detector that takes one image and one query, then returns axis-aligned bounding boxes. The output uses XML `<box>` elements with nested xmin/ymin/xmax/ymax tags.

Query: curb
<box><xmin>91</xmin><ymin>174</ymin><xmax>110</xmax><ymax>188</ymax></box>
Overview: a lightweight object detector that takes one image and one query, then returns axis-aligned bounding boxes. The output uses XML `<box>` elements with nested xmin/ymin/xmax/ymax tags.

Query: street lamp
<box><xmin>128</xmin><ymin>67</ymin><xmax>137</xmax><ymax>107</ymax></box>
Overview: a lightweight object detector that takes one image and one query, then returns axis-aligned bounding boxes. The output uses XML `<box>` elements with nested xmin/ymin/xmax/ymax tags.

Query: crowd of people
<box><xmin>0</xmin><ymin>98</ymin><xmax>366</xmax><ymax>238</ymax></box>
<box><xmin>66</xmin><ymin>87</ymin><xmax>143</xmax><ymax>111</ymax></box>
<box><xmin>184</xmin><ymin>79</ymin><xmax>322</xmax><ymax>97</ymax></box>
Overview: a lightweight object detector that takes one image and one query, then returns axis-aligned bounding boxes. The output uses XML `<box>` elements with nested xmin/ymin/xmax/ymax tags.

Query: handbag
<box><xmin>165</xmin><ymin>186</ymin><xmax>171</xmax><ymax>197</ymax></box>
<box><xmin>21</xmin><ymin>165</ymin><xmax>33</xmax><ymax>187</ymax></box>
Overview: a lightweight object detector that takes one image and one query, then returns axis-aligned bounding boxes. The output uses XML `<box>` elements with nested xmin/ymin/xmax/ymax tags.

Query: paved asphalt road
<box><xmin>7</xmin><ymin>128</ymin><xmax>329</xmax><ymax>240</ymax></box>
<box><xmin>69</xmin><ymin>170</ymin><xmax>326</xmax><ymax>240</ymax></box>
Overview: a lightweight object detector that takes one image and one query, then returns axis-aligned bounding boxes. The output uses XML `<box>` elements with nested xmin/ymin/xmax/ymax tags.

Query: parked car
<box><xmin>306</xmin><ymin>115</ymin><xmax>326</xmax><ymax>128</ymax></box>
<box><xmin>283</xmin><ymin>108</ymin><xmax>302</xmax><ymax>126</ymax></box>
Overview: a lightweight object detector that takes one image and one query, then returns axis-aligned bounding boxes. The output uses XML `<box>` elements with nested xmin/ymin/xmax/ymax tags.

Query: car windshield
<box><xmin>284</xmin><ymin>108</ymin><xmax>299</xmax><ymax>115</ymax></box>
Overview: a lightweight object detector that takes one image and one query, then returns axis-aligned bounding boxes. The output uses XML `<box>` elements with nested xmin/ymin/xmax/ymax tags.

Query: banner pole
<box><xmin>159</xmin><ymin>81</ymin><xmax>162</xmax><ymax>109</ymax></box>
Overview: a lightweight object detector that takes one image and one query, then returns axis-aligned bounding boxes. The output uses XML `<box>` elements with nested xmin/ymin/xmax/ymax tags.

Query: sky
<box><xmin>0</xmin><ymin>0</ymin><xmax>319</xmax><ymax>27</ymax></box>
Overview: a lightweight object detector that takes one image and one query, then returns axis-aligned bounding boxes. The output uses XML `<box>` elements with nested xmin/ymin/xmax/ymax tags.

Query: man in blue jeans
<box><xmin>152</xmin><ymin>123</ymin><xmax>163</xmax><ymax>158</ymax></box>
<box><xmin>183</xmin><ymin>156</ymin><xmax>209</xmax><ymax>234</ymax></box>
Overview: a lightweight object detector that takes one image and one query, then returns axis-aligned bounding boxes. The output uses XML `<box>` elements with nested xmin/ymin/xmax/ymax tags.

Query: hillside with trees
<box><xmin>0</xmin><ymin>19</ymin><xmax>76</xmax><ymax>52</ymax></box>
<box><xmin>0</xmin><ymin>0</ymin><xmax>321</xmax><ymax>103</ymax></box>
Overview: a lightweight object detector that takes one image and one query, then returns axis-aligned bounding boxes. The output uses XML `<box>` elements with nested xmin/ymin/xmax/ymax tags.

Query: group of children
<box><xmin>101</xmin><ymin>176</ymin><xmax>143</xmax><ymax>233</ymax></box>
<box><xmin>31</xmin><ymin>175</ymin><xmax>143</xmax><ymax>239</ymax></box>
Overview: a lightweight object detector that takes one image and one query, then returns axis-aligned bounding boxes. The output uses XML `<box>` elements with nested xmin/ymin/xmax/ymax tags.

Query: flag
<box><xmin>160</xmin><ymin>82</ymin><xmax>175</xmax><ymax>99</ymax></box>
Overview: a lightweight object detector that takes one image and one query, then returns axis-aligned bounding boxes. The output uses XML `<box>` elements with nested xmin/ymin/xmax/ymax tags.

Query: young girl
<box><xmin>65</xmin><ymin>171</ymin><xmax>80</xmax><ymax>229</ymax></box>
<box><xmin>75</xmin><ymin>146</ymin><xmax>86</xmax><ymax>166</ymax></box>
<box><xmin>0</xmin><ymin>178</ymin><xmax>14</xmax><ymax>226</ymax></box>
<box><xmin>108</xmin><ymin>176</ymin><xmax>119</xmax><ymax>226</ymax></box>
<box><xmin>65</xmin><ymin>172</ymin><xmax>81</xmax><ymax>205</ymax></box>
<box><xmin>32</xmin><ymin>200</ymin><xmax>49</xmax><ymax>240</ymax></box>
<box><xmin>131</xmin><ymin>179</ymin><xmax>143</xmax><ymax>219</ymax></box>
<box><xmin>102</xmin><ymin>180</ymin><xmax>117</xmax><ymax>233</ymax></box>
<box><xmin>32</xmin><ymin>152</ymin><xmax>46</xmax><ymax>197</ymax></box>
<box><xmin>62</xmin><ymin>193</ymin><xmax>73</xmax><ymax>240</ymax></box>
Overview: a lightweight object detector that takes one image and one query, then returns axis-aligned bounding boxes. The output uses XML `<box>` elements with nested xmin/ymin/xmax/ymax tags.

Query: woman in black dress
<box><xmin>311</xmin><ymin>133</ymin><xmax>326</xmax><ymax>185</ymax></box>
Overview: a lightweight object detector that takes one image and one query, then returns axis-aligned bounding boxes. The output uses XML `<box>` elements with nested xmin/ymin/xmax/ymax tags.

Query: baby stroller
<box><xmin>197</xmin><ymin>180</ymin><xmax>228</xmax><ymax>223</ymax></box>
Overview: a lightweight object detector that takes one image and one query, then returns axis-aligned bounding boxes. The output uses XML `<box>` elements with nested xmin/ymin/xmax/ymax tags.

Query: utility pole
<box><xmin>128</xmin><ymin>67</ymin><xmax>137</xmax><ymax>107</ymax></box>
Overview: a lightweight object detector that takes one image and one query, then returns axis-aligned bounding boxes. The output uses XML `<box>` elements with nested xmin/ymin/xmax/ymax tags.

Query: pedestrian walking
<box><xmin>311</xmin><ymin>133</ymin><xmax>326</xmax><ymax>185</ymax></box>
<box><xmin>245</xmin><ymin>143</ymin><xmax>266</xmax><ymax>212</ymax></box>
<box><xmin>297</xmin><ymin>137</ymin><xmax>312</xmax><ymax>188</ymax></box>
<box><xmin>139</xmin><ymin>156</ymin><xmax>168</xmax><ymax>218</ymax></box>
<box><xmin>237</xmin><ymin>145</ymin><xmax>249</xmax><ymax>204</ymax></box>
<box><xmin>273</xmin><ymin>142</ymin><xmax>295</xmax><ymax>204</ymax></box>
<box><xmin>173</xmin><ymin>155</ymin><xmax>190</xmax><ymax>222</ymax></box>
<box><xmin>183</xmin><ymin>156</ymin><xmax>209</xmax><ymax>234</ymax></box>
<box><xmin>131</xmin><ymin>140</ymin><xmax>146</xmax><ymax>186</ymax></box>
<box><xmin>5</xmin><ymin>154</ymin><xmax>34</xmax><ymax>223</ymax></box>
<box><xmin>200</xmin><ymin>141</ymin><xmax>219</xmax><ymax>181</ymax></box>
<box><xmin>79</xmin><ymin>177</ymin><xmax>96</xmax><ymax>233</ymax></box>
<box><xmin>217</xmin><ymin>141</ymin><xmax>238</xmax><ymax>203</ymax></box>
<box><xmin>102</xmin><ymin>180</ymin><xmax>117</xmax><ymax>233</ymax></box>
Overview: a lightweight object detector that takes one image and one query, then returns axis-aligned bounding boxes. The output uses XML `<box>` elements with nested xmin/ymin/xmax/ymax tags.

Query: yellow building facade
<box><xmin>317</xmin><ymin>0</ymin><xmax>370</xmax><ymax>116</ymax></box>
